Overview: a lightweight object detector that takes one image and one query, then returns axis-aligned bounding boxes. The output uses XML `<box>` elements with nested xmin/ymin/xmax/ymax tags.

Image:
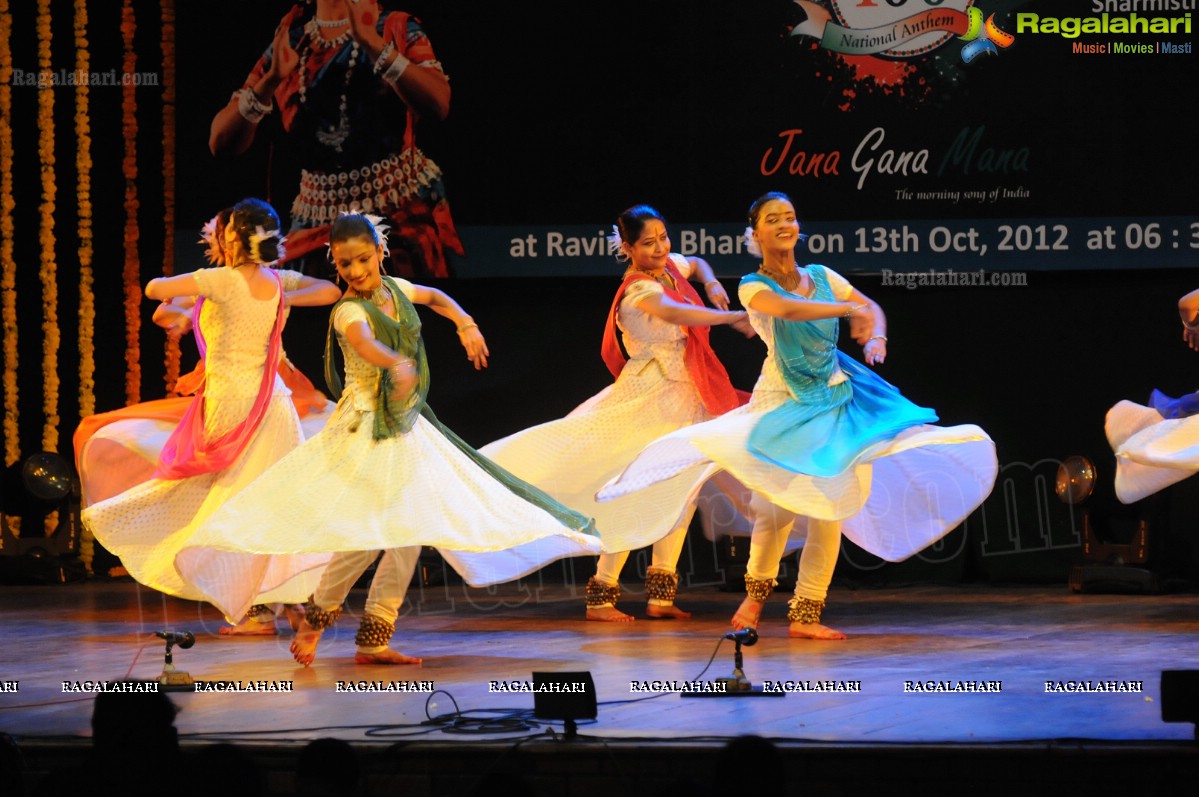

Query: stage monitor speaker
<box><xmin>531</xmin><ymin>671</ymin><xmax>596</xmax><ymax>739</ymax></box>
<box><xmin>1161</xmin><ymin>670</ymin><xmax>1199</xmax><ymax>730</ymax></box>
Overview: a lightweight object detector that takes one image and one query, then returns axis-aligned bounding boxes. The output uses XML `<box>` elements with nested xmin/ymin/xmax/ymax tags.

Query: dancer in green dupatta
<box><xmin>179</xmin><ymin>213</ymin><xmax>600</xmax><ymax>666</ymax></box>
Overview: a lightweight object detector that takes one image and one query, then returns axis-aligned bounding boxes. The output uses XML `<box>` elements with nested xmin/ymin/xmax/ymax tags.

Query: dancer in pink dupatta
<box><xmin>82</xmin><ymin>199</ymin><xmax>341</xmax><ymax>627</ymax></box>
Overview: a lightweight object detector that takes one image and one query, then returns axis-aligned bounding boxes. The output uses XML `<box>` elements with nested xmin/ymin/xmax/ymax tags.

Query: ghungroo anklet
<box><xmin>245</xmin><ymin>604</ymin><xmax>274</xmax><ymax>620</ymax></box>
<box><xmin>645</xmin><ymin>567</ymin><xmax>679</xmax><ymax>604</ymax></box>
<box><xmin>585</xmin><ymin>576</ymin><xmax>621</xmax><ymax>608</ymax></box>
<box><xmin>787</xmin><ymin>597</ymin><xmax>825</xmax><ymax>624</ymax></box>
<box><xmin>354</xmin><ymin>614</ymin><xmax>395</xmax><ymax>648</ymax></box>
<box><xmin>304</xmin><ymin>602</ymin><xmax>342</xmax><ymax>630</ymax></box>
<box><xmin>744</xmin><ymin>575</ymin><xmax>775</xmax><ymax>603</ymax></box>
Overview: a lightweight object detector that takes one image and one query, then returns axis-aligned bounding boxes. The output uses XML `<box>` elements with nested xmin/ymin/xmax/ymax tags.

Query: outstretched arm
<box><xmin>284</xmin><ymin>276</ymin><xmax>342</xmax><ymax>308</ymax></box>
<box><xmin>408</xmin><ymin>284</ymin><xmax>489</xmax><ymax>369</ymax></box>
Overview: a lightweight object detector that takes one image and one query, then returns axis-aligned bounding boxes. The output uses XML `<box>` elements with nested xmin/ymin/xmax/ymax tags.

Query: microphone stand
<box><xmin>157</xmin><ymin>633</ymin><xmax>195</xmax><ymax>692</ymax></box>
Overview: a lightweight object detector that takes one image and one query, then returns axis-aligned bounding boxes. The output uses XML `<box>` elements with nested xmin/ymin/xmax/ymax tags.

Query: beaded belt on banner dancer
<box><xmin>291</xmin><ymin>150</ymin><xmax>444</xmax><ymax>224</ymax></box>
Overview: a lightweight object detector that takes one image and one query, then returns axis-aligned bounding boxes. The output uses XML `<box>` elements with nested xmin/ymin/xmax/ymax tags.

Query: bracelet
<box><xmin>387</xmin><ymin>358</ymin><xmax>415</xmax><ymax>382</ymax></box>
<box><xmin>869</xmin><ymin>335</ymin><xmax>887</xmax><ymax>343</ymax></box>
<box><xmin>373</xmin><ymin>41</ymin><xmax>397</xmax><ymax>75</ymax></box>
<box><xmin>842</xmin><ymin>303</ymin><xmax>865</xmax><ymax>317</ymax></box>
<box><xmin>456</xmin><ymin>321</ymin><xmax>478</xmax><ymax>334</ymax></box>
<box><xmin>380</xmin><ymin>52</ymin><xmax>411</xmax><ymax>87</ymax></box>
<box><xmin>704</xmin><ymin>280</ymin><xmax>721</xmax><ymax>288</ymax></box>
<box><xmin>235</xmin><ymin>88</ymin><xmax>273</xmax><ymax>123</ymax></box>
<box><xmin>1183</xmin><ymin>316</ymin><xmax>1199</xmax><ymax>331</ymax></box>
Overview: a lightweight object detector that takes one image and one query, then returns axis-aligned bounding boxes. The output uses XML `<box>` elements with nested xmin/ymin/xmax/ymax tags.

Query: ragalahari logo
<box><xmin>790</xmin><ymin>1</ymin><xmax>1014</xmax><ymax>63</ymax></box>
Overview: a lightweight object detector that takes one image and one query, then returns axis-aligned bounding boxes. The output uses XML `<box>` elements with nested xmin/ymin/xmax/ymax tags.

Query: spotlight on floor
<box><xmin>1161</xmin><ymin>670</ymin><xmax>1199</xmax><ymax>739</ymax></box>
<box><xmin>531</xmin><ymin>671</ymin><xmax>596</xmax><ymax>740</ymax></box>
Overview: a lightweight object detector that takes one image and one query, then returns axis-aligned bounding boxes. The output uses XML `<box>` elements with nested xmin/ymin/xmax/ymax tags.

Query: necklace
<box><xmin>296</xmin><ymin>22</ymin><xmax>359</xmax><ymax>153</ymax></box>
<box><xmin>303</xmin><ymin>17</ymin><xmax>352</xmax><ymax>48</ymax></box>
<box><xmin>312</xmin><ymin>17</ymin><xmax>350</xmax><ymax>29</ymax></box>
<box><xmin>355</xmin><ymin>283</ymin><xmax>390</xmax><ymax>308</ymax></box>
<box><xmin>758</xmin><ymin>263</ymin><xmax>803</xmax><ymax>293</ymax></box>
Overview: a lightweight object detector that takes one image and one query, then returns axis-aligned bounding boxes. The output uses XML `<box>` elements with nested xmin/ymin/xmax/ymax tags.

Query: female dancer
<box><xmin>176</xmin><ymin>214</ymin><xmax>601</xmax><ymax>665</ymax></box>
<box><xmin>210</xmin><ymin>0</ymin><xmax>460</xmax><ymax>278</ymax></box>
<box><xmin>82</xmin><ymin>199</ymin><xmax>343</xmax><ymax>621</ymax></box>
<box><xmin>600</xmin><ymin>192</ymin><xmax>997</xmax><ymax>638</ymax></box>
<box><xmin>481</xmin><ymin>205</ymin><xmax>754</xmax><ymax>621</ymax></box>
<box><xmin>1106</xmin><ymin>286</ymin><xmax>1199</xmax><ymax>502</ymax></box>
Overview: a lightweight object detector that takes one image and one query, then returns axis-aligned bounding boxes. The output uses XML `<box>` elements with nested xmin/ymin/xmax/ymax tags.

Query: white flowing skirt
<box><xmin>1106</xmin><ymin>399</ymin><xmax>1199</xmax><ymax>503</ymax></box>
<box><xmin>177</xmin><ymin>400</ymin><xmax>604</xmax><ymax>622</ymax></box>
<box><xmin>599</xmin><ymin>388</ymin><xmax>997</xmax><ymax>562</ymax></box>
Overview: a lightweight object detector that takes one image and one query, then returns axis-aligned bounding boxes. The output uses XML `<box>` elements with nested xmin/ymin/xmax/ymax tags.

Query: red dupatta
<box><xmin>601</xmin><ymin>260</ymin><xmax>746</xmax><ymax>415</ymax></box>
<box><xmin>153</xmin><ymin>270</ymin><xmax>287</xmax><ymax>479</ymax></box>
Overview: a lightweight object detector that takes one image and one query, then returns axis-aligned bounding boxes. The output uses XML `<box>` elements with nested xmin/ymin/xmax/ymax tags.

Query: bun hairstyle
<box><xmin>227</xmin><ymin>198</ymin><xmax>285</xmax><ymax>265</ymax></box>
<box><xmin>609</xmin><ymin>204</ymin><xmax>666</xmax><ymax>262</ymax></box>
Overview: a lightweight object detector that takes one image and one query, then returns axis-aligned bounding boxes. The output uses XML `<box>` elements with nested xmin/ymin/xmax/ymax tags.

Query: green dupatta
<box><xmin>324</xmin><ymin>276</ymin><xmax>597</xmax><ymax>536</ymax></box>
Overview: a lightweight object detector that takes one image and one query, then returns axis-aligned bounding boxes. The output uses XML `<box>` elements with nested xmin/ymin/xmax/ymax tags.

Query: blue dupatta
<box><xmin>743</xmin><ymin>267</ymin><xmax>938</xmax><ymax>477</ymax></box>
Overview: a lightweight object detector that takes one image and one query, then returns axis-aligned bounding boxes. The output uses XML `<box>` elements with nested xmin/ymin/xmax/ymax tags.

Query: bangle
<box><xmin>456</xmin><ymin>321</ymin><xmax>478</xmax><ymax>334</ymax></box>
<box><xmin>373</xmin><ymin>41</ymin><xmax>397</xmax><ymax>75</ymax></box>
<box><xmin>388</xmin><ymin>358</ymin><xmax>415</xmax><ymax>380</ymax></box>
<box><xmin>380</xmin><ymin>52</ymin><xmax>411</xmax><ymax>87</ymax></box>
<box><xmin>1183</xmin><ymin>317</ymin><xmax>1199</xmax><ymax>331</ymax></box>
<box><xmin>704</xmin><ymin>280</ymin><xmax>721</xmax><ymax>288</ymax></box>
<box><xmin>842</xmin><ymin>303</ymin><xmax>865</xmax><ymax>317</ymax></box>
<box><xmin>869</xmin><ymin>335</ymin><xmax>887</xmax><ymax>343</ymax></box>
<box><xmin>235</xmin><ymin>88</ymin><xmax>273</xmax><ymax>123</ymax></box>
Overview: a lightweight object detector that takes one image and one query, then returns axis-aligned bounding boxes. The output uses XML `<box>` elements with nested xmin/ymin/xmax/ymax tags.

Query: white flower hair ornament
<box><xmin>607</xmin><ymin>225</ymin><xmax>629</xmax><ymax>262</ymax></box>
<box><xmin>198</xmin><ymin>214</ymin><xmax>226</xmax><ymax>266</ymax></box>
<box><xmin>248</xmin><ymin>224</ymin><xmax>286</xmax><ymax>265</ymax></box>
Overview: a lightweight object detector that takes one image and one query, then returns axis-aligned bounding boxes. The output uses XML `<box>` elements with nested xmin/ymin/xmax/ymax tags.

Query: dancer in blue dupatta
<box><xmin>599</xmin><ymin>193</ymin><xmax>997</xmax><ymax>639</ymax></box>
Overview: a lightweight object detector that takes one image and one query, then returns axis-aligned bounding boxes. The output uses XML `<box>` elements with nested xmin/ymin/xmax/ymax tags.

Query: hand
<box><xmin>704</xmin><ymin>281</ymin><xmax>730</xmax><ymax>311</ymax></box>
<box><xmin>266</xmin><ymin>7</ymin><xmax>301</xmax><ymax>81</ymax></box>
<box><xmin>847</xmin><ymin>305</ymin><xmax>875</xmax><ymax>344</ymax></box>
<box><xmin>347</xmin><ymin>0</ymin><xmax>385</xmax><ymax>48</ymax></box>
<box><xmin>388</xmin><ymin>359</ymin><xmax>418</xmax><ymax>403</ymax></box>
<box><xmin>1185</xmin><ymin>326</ymin><xmax>1199</xmax><ymax>352</ymax></box>
<box><xmin>458</xmin><ymin>326</ymin><xmax>489</xmax><ymax>370</ymax></box>
<box><xmin>729</xmin><ymin>313</ymin><xmax>757</xmax><ymax>339</ymax></box>
<box><xmin>864</xmin><ymin>337</ymin><xmax>887</xmax><ymax>366</ymax></box>
<box><xmin>164</xmin><ymin>315</ymin><xmax>192</xmax><ymax>343</ymax></box>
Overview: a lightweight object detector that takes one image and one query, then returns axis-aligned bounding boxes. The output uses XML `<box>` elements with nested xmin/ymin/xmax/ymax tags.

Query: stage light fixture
<box><xmin>0</xmin><ymin>452</ymin><xmax>83</xmax><ymax>583</ymax></box>
<box><xmin>1059</xmin><ymin>454</ymin><xmax>1156</xmax><ymax>594</ymax></box>
<box><xmin>531</xmin><ymin>671</ymin><xmax>596</xmax><ymax>740</ymax></box>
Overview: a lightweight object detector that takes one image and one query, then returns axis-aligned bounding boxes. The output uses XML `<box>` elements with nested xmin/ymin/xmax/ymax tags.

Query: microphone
<box><xmin>724</xmin><ymin>628</ymin><xmax>758</xmax><ymax>646</ymax></box>
<box><xmin>156</xmin><ymin>631</ymin><xmax>195</xmax><ymax>649</ymax></box>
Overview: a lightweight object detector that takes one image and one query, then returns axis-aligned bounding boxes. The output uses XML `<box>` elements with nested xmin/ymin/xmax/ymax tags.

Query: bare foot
<box><xmin>354</xmin><ymin>648</ymin><xmax>423</xmax><ymax>665</ymax></box>
<box><xmin>219</xmin><ymin>617</ymin><xmax>276</xmax><ymax>636</ymax></box>
<box><xmin>646</xmin><ymin>603</ymin><xmax>692</xmax><ymax>619</ymax></box>
<box><xmin>731</xmin><ymin>597</ymin><xmax>764</xmax><ymax>630</ymax></box>
<box><xmin>788</xmin><ymin>621</ymin><xmax>847</xmax><ymax>640</ymax></box>
<box><xmin>290</xmin><ymin>619</ymin><xmax>324</xmax><ymax>666</ymax></box>
<box><xmin>586</xmin><ymin>606</ymin><xmax>635</xmax><ymax>622</ymax></box>
<box><xmin>284</xmin><ymin>604</ymin><xmax>305</xmax><ymax>633</ymax></box>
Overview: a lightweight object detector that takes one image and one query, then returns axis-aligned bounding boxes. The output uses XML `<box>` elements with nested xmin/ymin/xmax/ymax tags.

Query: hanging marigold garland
<box><xmin>75</xmin><ymin>0</ymin><xmax>95</xmax><ymax>567</ymax></box>
<box><xmin>37</xmin><ymin>0</ymin><xmax>60</xmax><ymax>534</ymax></box>
<box><xmin>37</xmin><ymin>0</ymin><xmax>59</xmax><ymax>454</ymax></box>
<box><xmin>121</xmin><ymin>0</ymin><xmax>140</xmax><ymax>405</ymax></box>
<box><xmin>161</xmin><ymin>0</ymin><xmax>179</xmax><ymax>393</ymax></box>
<box><xmin>76</xmin><ymin>0</ymin><xmax>95</xmax><ymax>419</ymax></box>
<box><xmin>0</xmin><ymin>0</ymin><xmax>18</xmax><ymax>470</ymax></box>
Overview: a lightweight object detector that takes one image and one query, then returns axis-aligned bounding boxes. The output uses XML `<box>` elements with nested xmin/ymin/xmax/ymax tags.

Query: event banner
<box><xmin>183</xmin><ymin>0</ymin><xmax>1198</xmax><ymax>277</ymax></box>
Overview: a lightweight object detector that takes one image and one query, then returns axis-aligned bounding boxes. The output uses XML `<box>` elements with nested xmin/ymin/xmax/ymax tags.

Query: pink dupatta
<box><xmin>153</xmin><ymin>270</ymin><xmax>286</xmax><ymax>479</ymax></box>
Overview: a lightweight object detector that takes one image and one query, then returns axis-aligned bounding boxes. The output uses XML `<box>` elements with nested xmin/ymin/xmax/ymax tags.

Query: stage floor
<box><xmin>1</xmin><ymin>578</ymin><xmax>1196</xmax><ymax>747</ymax></box>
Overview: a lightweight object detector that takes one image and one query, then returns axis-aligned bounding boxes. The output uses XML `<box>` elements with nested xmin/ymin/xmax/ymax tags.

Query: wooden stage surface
<box><xmin>1</xmin><ymin>577</ymin><xmax>1198</xmax><ymax>794</ymax></box>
